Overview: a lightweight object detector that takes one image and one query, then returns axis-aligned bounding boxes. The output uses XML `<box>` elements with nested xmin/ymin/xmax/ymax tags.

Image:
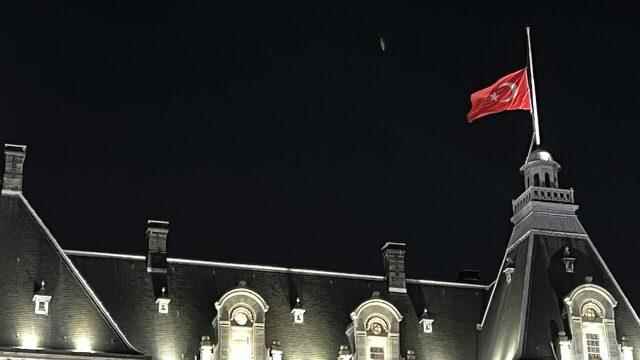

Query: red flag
<box><xmin>466</xmin><ymin>68</ymin><xmax>532</xmax><ymax>123</ymax></box>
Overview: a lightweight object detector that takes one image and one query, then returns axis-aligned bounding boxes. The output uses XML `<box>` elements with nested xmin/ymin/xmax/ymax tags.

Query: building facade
<box><xmin>1</xmin><ymin>143</ymin><xmax>639</xmax><ymax>360</ymax></box>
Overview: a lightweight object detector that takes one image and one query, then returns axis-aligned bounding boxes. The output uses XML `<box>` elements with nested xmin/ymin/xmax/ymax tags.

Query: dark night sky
<box><xmin>2</xmin><ymin>3</ymin><xmax>640</xmax><ymax>303</ymax></box>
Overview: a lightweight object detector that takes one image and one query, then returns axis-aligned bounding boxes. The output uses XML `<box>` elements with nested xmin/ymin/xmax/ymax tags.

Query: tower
<box><xmin>478</xmin><ymin>148</ymin><xmax>640</xmax><ymax>360</ymax></box>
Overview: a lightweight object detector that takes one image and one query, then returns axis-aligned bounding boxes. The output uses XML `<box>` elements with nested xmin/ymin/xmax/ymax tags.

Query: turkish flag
<box><xmin>466</xmin><ymin>68</ymin><xmax>532</xmax><ymax>123</ymax></box>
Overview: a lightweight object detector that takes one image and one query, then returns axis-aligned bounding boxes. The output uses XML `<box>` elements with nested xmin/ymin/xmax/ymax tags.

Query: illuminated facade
<box><xmin>1</xmin><ymin>143</ymin><xmax>640</xmax><ymax>360</ymax></box>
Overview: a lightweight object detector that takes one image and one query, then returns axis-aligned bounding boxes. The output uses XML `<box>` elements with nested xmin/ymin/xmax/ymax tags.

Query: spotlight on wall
<box><xmin>73</xmin><ymin>336</ymin><xmax>93</xmax><ymax>352</ymax></box>
<box><xmin>19</xmin><ymin>333</ymin><xmax>39</xmax><ymax>349</ymax></box>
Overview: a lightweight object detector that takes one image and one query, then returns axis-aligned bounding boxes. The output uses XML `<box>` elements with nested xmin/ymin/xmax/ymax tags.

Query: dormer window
<box><xmin>291</xmin><ymin>297</ymin><xmax>305</xmax><ymax>324</ymax></box>
<box><xmin>349</xmin><ymin>296</ymin><xmax>402</xmax><ymax>360</ymax></box>
<box><xmin>32</xmin><ymin>280</ymin><xmax>51</xmax><ymax>316</ymax></box>
<box><xmin>562</xmin><ymin>246</ymin><xmax>576</xmax><ymax>273</ymax></box>
<box><xmin>213</xmin><ymin>285</ymin><xmax>269</xmax><ymax>360</ymax></box>
<box><xmin>564</xmin><ymin>284</ymin><xmax>619</xmax><ymax>360</ymax></box>
<box><xmin>156</xmin><ymin>298</ymin><xmax>170</xmax><ymax>314</ymax></box>
<box><xmin>156</xmin><ymin>286</ymin><xmax>171</xmax><ymax>314</ymax></box>
<box><xmin>418</xmin><ymin>308</ymin><xmax>434</xmax><ymax>334</ymax></box>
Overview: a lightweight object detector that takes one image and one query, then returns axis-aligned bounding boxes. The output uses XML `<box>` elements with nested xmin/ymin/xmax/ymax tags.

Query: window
<box><xmin>365</xmin><ymin>317</ymin><xmax>388</xmax><ymax>360</ymax></box>
<box><xmin>582</xmin><ymin>303</ymin><xmax>602</xmax><ymax>322</ymax></box>
<box><xmin>370</xmin><ymin>347</ymin><xmax>384</xmax><ymax>360</ymax></box>
<box><xmin>32</xmin><ymin>294</ymin><xmax>51</xmax><ymax>316</ymax></box>
<box><xmin>584</xmin><ymin>308</ymin><xmax>597</xmax><ymax>321</ymax></box>
<box><xmin>230</xmin><ymin>307</ymin><xmax>254</xmax><ymax>360</ymax></box>
<box><xmin>586</xmin><ymin>333</ymin><xmax>601</xmax><ymax>360</ymax></box>
<box><xmin>565</xmin><ymin>285</ymin><xmax>618</xmax><ymax>360</ymax></box>
<box><xmin>214</xmin><ymin>286</ymin><xmax>269</xmax><ymax>360</ymax></box>
<box><xmin>349</xmin><ymin>298</ymin><xmax>402</xmax><ymax>360</ymax></box>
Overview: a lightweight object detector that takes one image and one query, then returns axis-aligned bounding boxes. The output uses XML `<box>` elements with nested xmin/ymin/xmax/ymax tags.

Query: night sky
<box><xmin>2</xmin><ymin>3</ymin><xmax>640</xmax><ymax>303</ymax></box>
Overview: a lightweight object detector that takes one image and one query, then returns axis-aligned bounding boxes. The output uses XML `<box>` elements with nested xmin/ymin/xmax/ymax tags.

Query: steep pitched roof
<box><xmin>0</xmin><ymin>190</ymin><xmax>143</xmax><ymax>357</ymax></box>
<box><xmin>68</xmin><ymin>251</ymin><xmax>488</xmax><ymax>360</ymax></box>
<box><xmin>479</xmin><ymin>200</ymin><xmax>640</xmax><ymax>360</ymax></box>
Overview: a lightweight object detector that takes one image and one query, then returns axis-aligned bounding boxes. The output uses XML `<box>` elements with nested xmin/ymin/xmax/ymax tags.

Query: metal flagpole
<box><xmin>526</xmin><ymin>26</ymin><xmax>541</xmax><ymax>146</ymax></box>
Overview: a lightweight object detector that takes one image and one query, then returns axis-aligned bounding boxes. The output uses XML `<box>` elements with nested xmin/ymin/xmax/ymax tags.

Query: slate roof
<box><xmin>68</xmin><ymin>252</ymin><xmax>487</xmax><ymax>360</ymax></box>
<box><xmin>0</xmin><ymin>191</ymin><xmax>143</xmax><ymax>357</ymax></box>
<box><xmin>479</xmin><ymin>211</ymin><xmax>640</xmax><ymax>360</ymax></box>
<box><xmin>4</xmin><ymin>143</ymin><xmax>640</xmax><ymax>360</ymax></box>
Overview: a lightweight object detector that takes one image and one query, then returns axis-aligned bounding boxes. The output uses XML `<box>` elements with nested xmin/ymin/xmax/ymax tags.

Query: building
<box><xmin>1</xmin><ymin>142</ymin><xmax>639</xmax><ymax>360</ymax></box>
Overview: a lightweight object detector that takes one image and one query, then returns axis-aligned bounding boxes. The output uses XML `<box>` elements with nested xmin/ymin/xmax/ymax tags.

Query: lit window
<box><xmin>582</xmin><ymin>303</ymin><xmax>602</xmax><ymax>322</ymax></box>
<box><xmin>349</xmin><ymin>298</ymin><xmax>402</xmax><ymax>360</ymax></box>
<box><xmin>586</xmin><ymin>334</ymin><xmax>601</xmax><ymax>360</ymax></box>
<box><xmin>565</xmin><ymin>285</ymin><xmax>618</xmax><ymax>360</ymax></box>
<box><xmin>366</xmin><ymin>317</ymin><xmax>388</xmax><ymax>360</ymax></box>
<box><xmin>230</xmin><ymin>307</ymin><xmax>253</xmax><ymax>360</ymax></box>
<box><xmin>370</xmin><ymin>347</ymin><xmax>384</xmax><ymax>360</ymax></box>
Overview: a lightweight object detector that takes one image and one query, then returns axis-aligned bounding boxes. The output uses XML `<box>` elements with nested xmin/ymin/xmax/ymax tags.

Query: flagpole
<box><xmin>526</xmin><ymin>26</ymin><xmax>541</xmax><ymax>146</ymax></box>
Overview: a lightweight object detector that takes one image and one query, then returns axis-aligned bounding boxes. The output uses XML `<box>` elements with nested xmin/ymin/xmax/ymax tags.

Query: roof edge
<box><xmin>478</xmin><ymin>228</ymin><xmax>592</xmax><ymax>330</ymax></box>
<box><xmin>64</xmin><ymin>250</ymin><xmax>490</xmax><ymax>290</ymax></box>
<box><xmin>585</xmin><ymin>237</ymin><xmax>640</xmax><ymax>327</ymax></box>
<box><xmin>0</xmin><ymin>348</ymin><xmax>148</xmax><ymax>360</ymax></box>
<box><xmin>15</xmin><ymin>193</ymin><xmax>143</xmax><ymax>355</ymax></box>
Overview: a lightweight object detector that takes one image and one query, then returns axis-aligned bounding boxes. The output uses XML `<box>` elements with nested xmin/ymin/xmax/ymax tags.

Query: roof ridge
<box><xmin>64</xmin><ymin>249</ymin><xmax>491</xmax><ymax>290</ymax></box>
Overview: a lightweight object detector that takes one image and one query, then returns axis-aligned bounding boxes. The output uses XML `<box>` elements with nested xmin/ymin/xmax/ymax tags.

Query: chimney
<box><xmin>457</xmin><ymin>269</ymin><xmax>481</xmax><ymax>283</ymax></box>
<box><xmin>3</xmin><ymin>144</ymin><xmax>27</xmax><ymax>192</ymax></box>
<box><xmin>146</xmin><ymin>220</ymin><xmax>169</xmax><ymax>273</ymax></box>
<box><xmin>381</xmin><ymin>242</ymin><xmax>407</xmax><ymax>293</ymax></box>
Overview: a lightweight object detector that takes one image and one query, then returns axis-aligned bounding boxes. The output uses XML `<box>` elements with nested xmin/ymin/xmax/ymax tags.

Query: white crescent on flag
<box><xmin>497</xmin><ymin>82</ymin><xmax>517</xmax><ymax>103</ymax></box>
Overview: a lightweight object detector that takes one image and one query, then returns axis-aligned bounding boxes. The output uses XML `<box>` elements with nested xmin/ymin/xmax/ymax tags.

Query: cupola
<box><xmin>521</xmin><ymin>148</ymin><xmax>561</xmax><ymax>189</ymax></box>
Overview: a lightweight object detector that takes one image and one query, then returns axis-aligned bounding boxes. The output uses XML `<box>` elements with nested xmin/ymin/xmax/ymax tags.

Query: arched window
<box><xmin>582</xmin><ymin>303</ymin><xmax>602</xmax><ymax>322</ymax></box>
<box><xmin>544</xmin><ymin>173</ymin><xmax>551</xmax><ymax>187</ymax></box>
<box><xmin>213</xmin><ymin>283</ymin><xmax>269</xmax><ymax>360</ymax></box>
<box><xmin>564</xmin><ymin>284</ymin><xmax>622</xmax><ymax>360</ymax></box>
<box><xmin>230</xmin><ymin>306</ymin><xmax>254</xmax><ymax>360</ymax></box>
<box><xmin>348</xmin><ymin>295</ymin><xmax>403</xmax><ymax>360</ymax></box>
<box><xmin>366</xmin><ymin>316</ymin><xmax>389</xmax><ymax>360</ymax></box>
<box><xmin>534</xmin><ymin>174</ymin><xmax>540</xmax><ymax>187</ymax></box>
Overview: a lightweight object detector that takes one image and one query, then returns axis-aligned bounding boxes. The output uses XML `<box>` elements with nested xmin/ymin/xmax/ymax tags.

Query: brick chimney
<box><xmin>146</xmin><ymin>220</ymin><xmax>169</xmax><ymax>273</ymax></box>
<box><xmin>3</xmin><ymin>144</ymin><xmax>27</xmax><ymax>192</ymax></box>
<box><xmin>381</xmin><ymin>242</ymin><xmax>407</xmax><ymax>293</ymax></box>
